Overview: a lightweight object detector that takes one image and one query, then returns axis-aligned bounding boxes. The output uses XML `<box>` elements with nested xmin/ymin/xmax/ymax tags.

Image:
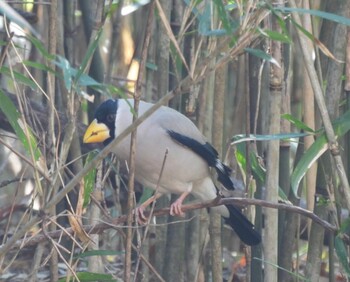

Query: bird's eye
<box><xmin>106</xmin><ymin>114</ymin><xmax>115</xmax><ymax>123</ymax></box>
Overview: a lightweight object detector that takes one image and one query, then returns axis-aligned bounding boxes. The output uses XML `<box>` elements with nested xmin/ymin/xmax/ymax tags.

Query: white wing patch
<box><xmin>215</xmin><ymin>159</ymin><xmax>225</xmax><ymax>173</ymax></box>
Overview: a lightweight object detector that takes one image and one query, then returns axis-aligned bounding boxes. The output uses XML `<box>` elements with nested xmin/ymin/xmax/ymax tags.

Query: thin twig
<box><xmin>125</xmin><ymin>2</ymin><xmax>155</xmax><ymax>281</ymax></box>
<box><xmin>133</xmin><ymin>149</ymin><xmax>169</xmax><ymax>280</ymax></box>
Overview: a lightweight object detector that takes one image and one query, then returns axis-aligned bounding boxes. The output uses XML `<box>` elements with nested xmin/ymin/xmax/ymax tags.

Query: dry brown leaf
<box><xmin>314</xmin><ymin>37</ymin><xmax>344</xmax><ymax>63</ymax></box>
<box><xmin>67</xmin><ymin>210</ymin><xmax>92</xmax><ymax>244</ymax></box>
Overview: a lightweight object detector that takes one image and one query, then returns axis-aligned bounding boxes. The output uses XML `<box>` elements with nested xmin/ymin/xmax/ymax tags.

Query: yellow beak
<box><xmin>83</xmin><ymin>119</ymin><xmax>110</xmax><ymax>143</ymax></box>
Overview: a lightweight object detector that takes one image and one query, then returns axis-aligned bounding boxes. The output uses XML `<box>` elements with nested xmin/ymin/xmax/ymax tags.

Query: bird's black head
<box><xmin>83</xmin><ymin>99</ymin><xmax>119</xmax><ymax>145</ymax></box>
<box><xmin>94</xmin><ymin>99</ymin><xmax>118</xmax><ymax>145</ymax></box>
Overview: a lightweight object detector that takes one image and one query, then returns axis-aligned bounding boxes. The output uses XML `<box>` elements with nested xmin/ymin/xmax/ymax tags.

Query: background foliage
<box><xmin>0</xmin><ymin>0</ymin><xmax>349</xmax><ymax>281</ymax></box>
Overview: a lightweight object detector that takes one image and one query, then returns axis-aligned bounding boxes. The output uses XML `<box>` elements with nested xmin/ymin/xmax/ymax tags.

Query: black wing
<box><xmin>167</xmin><ymin>130</ymin><xmax>234</xmax><ymax>190</ymax></box>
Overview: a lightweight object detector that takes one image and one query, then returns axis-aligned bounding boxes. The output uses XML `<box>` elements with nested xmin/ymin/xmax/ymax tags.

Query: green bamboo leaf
<box><xmin>235</xmin><ymin>143</ymin><xmax>289</xmax><ymax>201</ymax></box>
<box><xmin>198</xmin><ymin>3</ymin><xmax>214</xmax><ymax>35</ymax></box>
<box><xmin>76</xmin><ymin>72</ymin><xmax>103</xmax><ymax>87</ymax></box>
<box><xmin>83</xmin><ymin>151</ymin><xmax>98</xmax><ymax>207</ymax></box>
<box><xmin>291</xmin><ymin>135</ymin><xmax>328</xmax><ymax>197</ymax></box>
<box><xmin>281</xmin><ymin>114</ymin><xmax>316</xmax><ymax>133</ymax></box>
<box><xmin>57</xmin><ymin>272</ymin><xmax>116</xmax><ymax>282</ymax></box>
<box><xmin>335</xmin><ymin>236</ymin><xmax>350</xmax><ymax>278</ymax></box>
<box><xmin>290</xmin><ymin>18</ymin><xmax>341</xmax><ymax>62</ymax></box>
<box><xmin>139</xmin><ymin>187</ymin><xmax>154</xmax><ymax>205</ymax></box>
<box><xmin>195</xmin><ymin>0</ymin><xmax>238</xmax><ymax>36</ymax></box>
<box><xmin>291</xmin><ymin>110</ymin><xmax>350</xmax><ymax>197</ymax></box>
<box><xmin>27</xmin><ymin>34</ymin><xmax>54</xmax><ymax>60</ymax></box>
<box><xmin>54</xmin><ymin>56</ymin><xmax>104</xmax><ymax>98</ymax></box>
<box><xmin>0</xmin><ymin>66</ymin><xmax>37</xmax><ymax>90</ymax></box>
<box><xmin>55</xmin><ymin>55</ymin><xmax>73</xmax><ymax>91</ymax></box>
<box><xmin>213</xmin><ymin>0</ymin><xmax>232</xmax><ymax>33</ymax></box>
<box><xmin>253</xmin><ymin>257</ymin><xmax>310</xmax><ymax>281</ymax></box>
<box><xmin>74</xmin><ymin>26</ymin><xmax>104</xmax><ymax>85</ymax></box>
<box><xmin>274</xmin><ymin>10</ymin><xmax>289</xmax><ymax>35</ymax></box>
<box><xmin>338</xmin><ymin>217</ymin><xmax>350</xmax><ymax>234</ymax></box>
<box><xmin>258</xmin><ymin>28</ymin><xmax>292</xmax><ymax>44</ymax></box>
<box><xmin>276</xmin><ymin>7</ymin><xmax>350</xmax><ymax>26</ymax></box>
<box><xmin>75</xmin><ymin>249</ymin><xmax>122</xmax><ymax>259</ymax></box>
<box><xmin>245</xmin><ymin>48</ymin><xmax>281</xmax><ymax>68</ymax></box>
<box><xmin>22</xmin><ymin>60</ymin><xmax>56</xmax><ymax>73</ymax></box>
<box><xmin>232</xmin><ymin>132</ymin><xmax>310</xmax><ymax>145</ymax></box>
<box><xmin>332</xmin><ymin>110</ymin><xmax>350</xmax><ymax>136</ymax></box>
<box><xmin>0</xmin><ymin>90</ymin><xmax>40</xmax><ymax>160</ymax></box>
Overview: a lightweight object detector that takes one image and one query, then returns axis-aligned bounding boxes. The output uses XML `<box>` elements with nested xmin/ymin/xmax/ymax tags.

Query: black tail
<box><xmin>223</xmin><ymin>205</ymin><xmax>261</xmax><ymax>246</ymax></box>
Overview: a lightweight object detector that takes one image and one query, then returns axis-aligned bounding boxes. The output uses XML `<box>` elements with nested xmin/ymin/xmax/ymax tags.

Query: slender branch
<box><xmin>125</xmin><ymin>2</ymin><xmax>155</xmax><ymax>281</ymax></box>
<box><xmin>7</xmin><ymin>197</ymin><xmax>340</xmax><ymax>252</ymax></box>
<box><xmin>0</xmin><ymin>177</ymin><xmax>31</xmax><ymax>188</ymax></box>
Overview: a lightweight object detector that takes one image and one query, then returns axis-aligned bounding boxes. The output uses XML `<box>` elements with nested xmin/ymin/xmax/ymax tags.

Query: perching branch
<box><xmin>7</xmin><ymin>197</ymin><xmax>340</xmax><ymax>252</ymax></box>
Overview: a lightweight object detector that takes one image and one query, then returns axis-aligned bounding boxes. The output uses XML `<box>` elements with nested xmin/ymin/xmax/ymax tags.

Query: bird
<box><xmin>83</xmin><ymin>98</ymin><xmax>261</xmax><ymax>246</ymax></box>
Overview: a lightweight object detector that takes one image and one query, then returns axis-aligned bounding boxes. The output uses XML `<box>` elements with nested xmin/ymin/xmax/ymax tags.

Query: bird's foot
<box><xmin>134</xmin><ymin>206</ymin><xmax>148</xmax><ymax>224</ymax></box>
<box><xmin>169</xmin><ymin>200</ymin><xmax>185</xmax><ymax>217</ymax></box>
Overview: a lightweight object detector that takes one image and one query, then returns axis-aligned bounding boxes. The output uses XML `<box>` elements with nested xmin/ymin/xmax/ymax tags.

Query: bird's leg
<box><xmin>170</xmin><ymin>191</ymin><xmax>190</xmax><ymax>217</ymax></box>
<box><xmin>135</xmin><ymin>192</ymin><xmax>163</xmax><ymax>223</ymax></box>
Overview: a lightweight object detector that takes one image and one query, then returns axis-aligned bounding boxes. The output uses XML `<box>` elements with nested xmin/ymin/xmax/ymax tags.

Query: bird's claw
<box><xmin>134</xmin><ymin>206</ymin><xmax>148</xmax><ymax>224</ymax></box>
<box><xmin>170</xmin><ymin>201</ymin><xmax>185</xmax><ymax>217</ymax></box>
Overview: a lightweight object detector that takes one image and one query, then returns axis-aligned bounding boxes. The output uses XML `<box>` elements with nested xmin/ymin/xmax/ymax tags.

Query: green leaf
<box><xmin>22</xmin><ymin>60</ymin><xmax>56</xmax><ymax>73</ymax></box>
<box><xmin>281</xmin><ymin>114</ymin><xmax>316</xmax><ymax>133</ymax></box>
<box><xmin>194</xmin><ymin>0</ymin><xmax>238</xmax><ymax>36</ymax></box>
<box><xmin>232</xmin><ymin>132</ymin><xmax>310</xmax><ymax>145</ymax></box>
<box><xmin>258</xmin><ymin>28</ymin><xmax>292</xmax><ymax>44</ymax></box>
<box><xmin>335</xmin><ymin>236</ymin><xmax>350</xmax><ymax>278</ymax></box>
<box><xmin>291</xmin><ymin>110</ymin><xmax>350</xmax><ymax>197</ymax></box>
<box><xmin>57</xmin><ymin>272</ymin><xmax>116</xmax><ymax>282</ymax></box>
<box><xmin>332</xmin><ymin>110</ymin><xmax>350</xmax><ymax>136</ymax></box>
<box><xmin>213</xmin><ymin>0</ymin><xmax>232</xmax><ymax>33</ymax></box>
<box><xmin>338</xmin><ymin>217</ymin><xmax>350</xmax><ymax>234</ymax></box>
<box><xmin>274</xmin><ymin>10</ymin><xmax>290</xmax><ymax>35</ymax></box>
<box><xmin>55</xmin><ymin>55</ymin><xmax>73</xmax><ymax>91</ymax></box>
<box><xmin>77</xmin><ymin>72</ymin><xmax>103</xmax><ymax>87</ymax></box>
<box><xmin>74</xmin><ymin>26</ymin><xmax>104</xmax><ymax>85</ymax></box>
<box><xmin>0</xmin><ymin>66</ymin><xmax>37</xmax><ymax>90</ymax></box>
<box><xmin>245</xmin><ymin>48</ymin><xmax>281</xmax><ymax>68</ymax></box>
<box><xmin>290</xmin><ymin>18</ymin><xmax>314</xmax><ymax>42</ymax></box>
<box><xmin>27</xmin><ymin>34</ymin><xmax>54</xmax><ymax>60</ymax></box>
<box><xmin>0</xmin><ymin>90</ymin><xmax>41</xmax><ymax>160</ymax></box>
<box><xmin>253</xmin><ymin>257</ymin><xmax>310</xmax><ymax>281</ymax></box>
<box><xmin>276</xmin><ymin>7</ymin><xmax>350</xmax><ymax>27</ymax></box>
<box><xmin>139</xmin><ymin>187</ymin><xmax>154</xmax><ymax>205</ymax></box>
<box><xmin>291</xmin><ymin>135</ymin><xmax>328</xmax><ymax>197</ymax></box>
<box><xmin>198</xmin><ymin>3</ymin><xmax>214</xmax><ymax>35</ymax></box>
<box><xmin>83</xmin><ymin>151</ymin><xmax>98</xmax><ymax>207</ymax></box>
<box><xmin>235</xmin><ymin>143</ymin><xmax>289</xmax><ymax>201</ymax></box>
<box><xmin>75</xmin><ymin>249</ymin><xmax>123</xmax><ymax>259</ymax></box>
<box><xmin>54</xmin><ymin>55</ymin><xmax>105</xmax><ymax>97</ymax></box>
